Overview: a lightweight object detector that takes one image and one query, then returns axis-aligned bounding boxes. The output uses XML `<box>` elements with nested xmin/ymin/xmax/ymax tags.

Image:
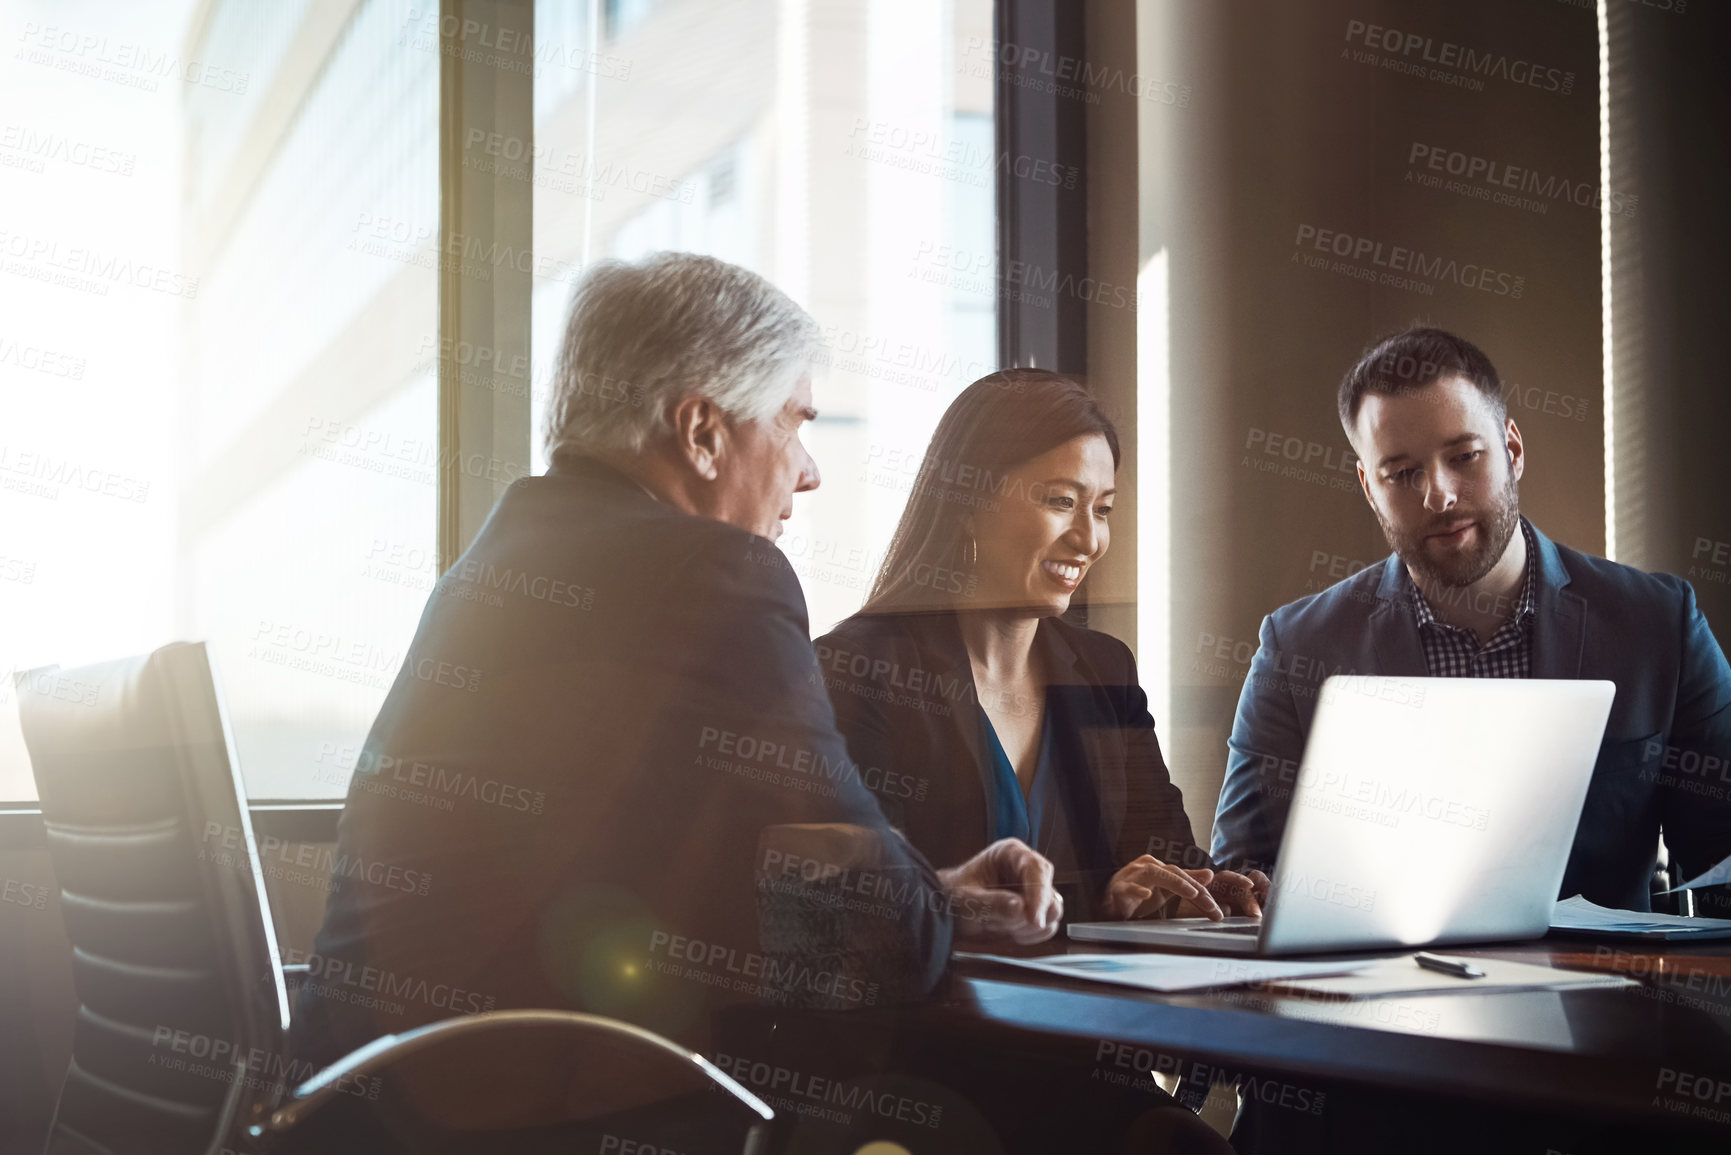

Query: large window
<box><xmin>0</xmin><ymin>1</ymin><xmax>191</xmax><ymax>799</ymax></box>
<box><xmin>0</xmin><ymin>0</ymin><xmax>439</xmax><ymax>802</ymax></box>
<box><xmin>185</xmin><ymin>0</ymin><xmax>440</xmax><ymax>802</ymax></box>
<box><xmin>0</xmin><ymin>0</ymin><xmax>999</xmax><ymax>804</ymax></box>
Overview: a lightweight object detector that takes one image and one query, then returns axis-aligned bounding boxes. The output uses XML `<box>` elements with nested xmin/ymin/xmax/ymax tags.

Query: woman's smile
<box><xmin>1041</xmin><ymin>559</ymin><xmax>1085</xmax><ymax>589</ymax></box>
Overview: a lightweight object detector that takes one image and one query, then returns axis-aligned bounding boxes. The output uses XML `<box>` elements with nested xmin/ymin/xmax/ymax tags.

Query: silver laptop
<box><xmin>1070</xmin><ymin>676</ymin><xmax>1616</xmax><ymax>955</ymax></box>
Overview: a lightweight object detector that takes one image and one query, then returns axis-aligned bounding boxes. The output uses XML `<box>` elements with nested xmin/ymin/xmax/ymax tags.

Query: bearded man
<box><xmin>1211</xmin><ymin>327</ymin><xmax>1731</xmax><ymax>914</ymax></box>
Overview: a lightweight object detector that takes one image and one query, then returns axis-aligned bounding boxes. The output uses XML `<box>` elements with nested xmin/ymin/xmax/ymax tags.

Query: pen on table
<box><xmin>1414</xmin><ymin>951</ymin><xmax>1486</xmax><ymax>979</ymax></box>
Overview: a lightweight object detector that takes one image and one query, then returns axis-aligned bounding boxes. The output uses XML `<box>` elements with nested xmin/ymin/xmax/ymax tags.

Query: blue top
<box><xmin>982</xmin><ymin>712</ymin><xmax>1062</xmax><ymax>849</ymax></box>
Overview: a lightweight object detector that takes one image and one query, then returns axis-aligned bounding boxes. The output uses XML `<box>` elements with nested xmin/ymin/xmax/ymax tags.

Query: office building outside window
<box><xmin>0</xmin><ymin>0</ymin><xmax>440</xmax><ymax>802</ymax></box>
<box><xmin>531</xmin><ymin>0</ymin><xmax>997</xmax><ymax>636</ymax></box>
<box><xmin>0</xmin><ymin>0</ymin><xmax>996</xmax><ymax>802</ymax></box>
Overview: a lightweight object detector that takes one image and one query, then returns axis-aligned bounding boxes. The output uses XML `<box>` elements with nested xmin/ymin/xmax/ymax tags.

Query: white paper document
<box><xmin>954</xmin><ymin>952</ymin><xmax>1376</xmax><ymax>993</ymax></box>
<box><xmin>1551</xmin><ymin>894</ymin><xmax>1731</xmax><ymax>939</ymax></box>
<box><xmin>1661</xmin><ymin>854</ymin><xmax>1731</xmax><ymax>893</ymax></box>
<box><xmin>1261</xmin><ymin>954</ymin><xmax>1637</xmax><ymax>1000</ymax></box>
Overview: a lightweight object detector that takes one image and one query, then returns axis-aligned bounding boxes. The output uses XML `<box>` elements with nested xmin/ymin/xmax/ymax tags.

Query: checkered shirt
<box><xmin>1407</xmin><ymin>520</ymin><xmax>1538</xmax><ymax>679</ymax></box>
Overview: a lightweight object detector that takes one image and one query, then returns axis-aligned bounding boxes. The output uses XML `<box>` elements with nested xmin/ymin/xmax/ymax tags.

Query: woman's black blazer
<box><xmin>813</xmin><ymin>610</ymin><xmax>1212</xmax><ymax>918</ymax></box>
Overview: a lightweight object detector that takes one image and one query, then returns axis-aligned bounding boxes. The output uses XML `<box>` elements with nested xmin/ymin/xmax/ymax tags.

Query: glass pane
<box><xmin>0</xmin><ymin>0</ymin><xmax>438</xmax><ymax>802</ymax></box>
<box><xmin>530</xmin><ymin>0</ymin><xmax>997</xmax><ymax>636</ymax></box>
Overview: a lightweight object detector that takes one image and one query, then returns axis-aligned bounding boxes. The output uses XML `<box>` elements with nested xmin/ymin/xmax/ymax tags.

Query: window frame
<box><xmin>995</xmin><ymin>0</ymin><xmax>1090</xmax><ymax>374</ymax></box>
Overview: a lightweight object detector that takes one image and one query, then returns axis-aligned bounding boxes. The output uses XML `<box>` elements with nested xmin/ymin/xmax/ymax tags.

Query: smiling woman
<box><xmin>816</xmin><ymin>370</ymin><xmax>1269</xmax><ymax>927</ymax></box>
<box><xmin>861</xmin><ymin>369</ymin><xmax>1119</xmax><ymax>615</ymax></box>
<box><xmin>966</xmin><ymin>432</ymin><xmax>1118</xmax><ymax>614</ymax></box>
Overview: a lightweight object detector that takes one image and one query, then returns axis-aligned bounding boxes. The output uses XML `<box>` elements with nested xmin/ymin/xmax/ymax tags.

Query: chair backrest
<box><xmin>18</xmin><ymin>643</ymin><xmax>290</xmax><ymax>1155</ymax></box>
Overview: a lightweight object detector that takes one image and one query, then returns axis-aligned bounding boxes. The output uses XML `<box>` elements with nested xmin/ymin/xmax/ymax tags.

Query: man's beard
<box><xmin>1374</xmin><ymin>472</ymin><xmax>1521</xmax><ymax>591</ymax></box>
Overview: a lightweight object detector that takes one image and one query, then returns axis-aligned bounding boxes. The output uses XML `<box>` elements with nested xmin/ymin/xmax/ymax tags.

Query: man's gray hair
<box><xmin>544</xmin><ymin>252</ymin><xmax>820</xmax><ymax>460</ymax></box>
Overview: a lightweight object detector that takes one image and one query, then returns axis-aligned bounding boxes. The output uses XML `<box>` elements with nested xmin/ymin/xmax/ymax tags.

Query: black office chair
<box><xmin>255</xmin><ymin>1010</ymin><xmax>774</xmax><ymax>1155</ymax></box>
<box><xmin>19</xmin><ymin>645</ymin><xmax>293</xmax><ymax>1154</ymax></box>
<box><xmin>18</xmin><ymin>644</ymin><xmax>774</xmax><ymax>1155</ymax></box>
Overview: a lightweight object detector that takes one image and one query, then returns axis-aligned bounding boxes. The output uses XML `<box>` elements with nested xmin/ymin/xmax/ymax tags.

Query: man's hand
<box><xmin>937</xmin><ymin>838</ymin><xmax>1063</xmax><ymax>946</ymax></box>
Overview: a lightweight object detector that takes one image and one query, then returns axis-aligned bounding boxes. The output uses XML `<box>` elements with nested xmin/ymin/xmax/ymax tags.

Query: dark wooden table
<box><xmin>931</xmin><ymin>933</ymin><xmax>1731</xmax><ymax>1140</ymax></box>
<box><xmin>717</xmin><ymin>933</ymin><xmax>1731</xmax><ymax>1152</ymax></box>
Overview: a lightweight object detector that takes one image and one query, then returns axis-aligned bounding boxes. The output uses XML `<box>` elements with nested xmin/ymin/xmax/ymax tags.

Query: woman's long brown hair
<box><xmin>862</xmin><ymin>369</ymin><xmax>1120</xmax><ymax>613</ymax></box>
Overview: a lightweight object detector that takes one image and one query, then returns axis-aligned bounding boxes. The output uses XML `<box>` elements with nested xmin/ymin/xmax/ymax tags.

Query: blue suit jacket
<box><xmin>1211</xmin><ymin>520</ymin><xmax>1731</xmax><ymax>913</ymax></box>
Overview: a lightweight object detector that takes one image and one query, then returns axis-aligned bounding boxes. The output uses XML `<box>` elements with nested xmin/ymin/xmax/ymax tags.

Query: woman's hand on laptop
<box><xmin>938</xmin><ymin>838</ymin><xmax>1065</xmax><ymax>945</ymax></box>
<box><xmin>1103</xmin><ymin>857</ymin><xmax>1225</xmax><ymax>920</ymax></box>
<box><xmin>1204</xmin><ymin>869</ymin><xmax>1271</xmax><ymax>918</ymax></box>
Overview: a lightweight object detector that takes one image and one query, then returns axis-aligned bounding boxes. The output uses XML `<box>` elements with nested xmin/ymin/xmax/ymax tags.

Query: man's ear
<box><xmin>668</xmin><ymin>394</ymin><xmax>727</xmax><ymax>481</ymax></box>
<box><xmin>1504</xmin><ymin>417</ymin><xmax>1525</xmax><ymax>482</ymax></box>
<box><xmin>1354</xmin><ymin>455</ymin><xmax>1375</xmax><ymax>510</ymax></box>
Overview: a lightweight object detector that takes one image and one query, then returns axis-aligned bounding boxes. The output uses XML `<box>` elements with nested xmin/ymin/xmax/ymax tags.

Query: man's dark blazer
<box><xmin>814</xmin><ymin>610</ymin><xmax>1210</xmax><ymax>921</ymax></box>
<box><xmin>290</xmin><ymin>458</ymin><xmax>950</xmax><ymax>1069</ymax></box>
<box><xmin>1211</xmin><ymin>519</ymin><xmax>1731</xmax><ymax>913</ymax></box>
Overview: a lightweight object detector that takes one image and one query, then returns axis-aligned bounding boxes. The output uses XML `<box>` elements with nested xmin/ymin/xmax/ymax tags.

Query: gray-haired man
<box><xmin>291</xmin><ymin>253</ymin><xmax>1061</xmax><ymax>1085</ymax></box>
